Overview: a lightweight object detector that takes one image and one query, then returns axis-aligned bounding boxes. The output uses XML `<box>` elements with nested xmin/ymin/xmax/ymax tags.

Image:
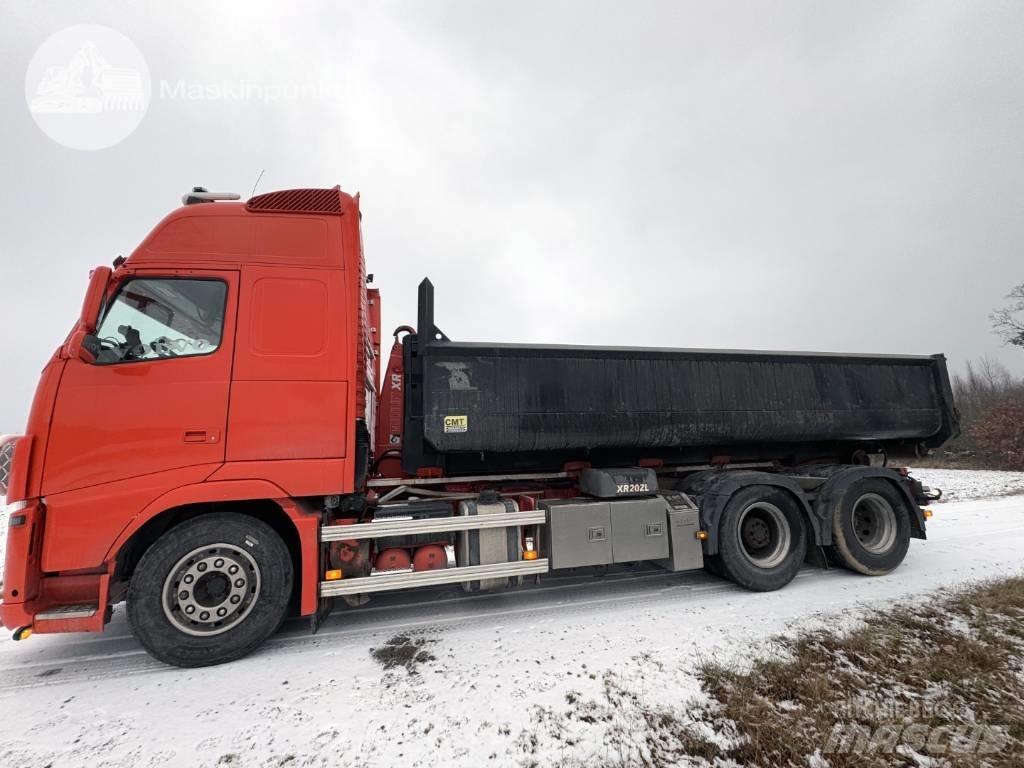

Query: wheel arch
<box><xmin>685</xmin><ymin>471</ymin><xmax>821</xmax><ymax>556</ymax></box>
<box><xmin>811</xmin><ymin>466</ymin><xmax>926</xmax><ymax>544</ymax></box>
<box><xmin>109</xmin><ymin>481</ymin><xmax>322</xmax><ymax>617</ymax></box>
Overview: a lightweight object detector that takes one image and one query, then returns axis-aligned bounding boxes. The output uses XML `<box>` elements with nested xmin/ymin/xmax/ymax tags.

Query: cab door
<box><xmin>43</xmin><ymin>269</ymin><xmax>238</xmax><ymax>495</ymax></box>
<box><xmin>225</xmin><ymin>264</ymin><xmax>348</xmax><ymax>462</ymax></box>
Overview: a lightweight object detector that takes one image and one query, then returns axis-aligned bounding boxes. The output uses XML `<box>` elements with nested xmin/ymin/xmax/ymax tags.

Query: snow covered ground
<box><xmin>906</xmin><ymin>466</ymin><xmax>1024</xmax><ymax>503</ymax></box>
<box><xmin>0</xmin><ymin>469</ymin><xmax>1022</xmax><ymax>767</ymax></box>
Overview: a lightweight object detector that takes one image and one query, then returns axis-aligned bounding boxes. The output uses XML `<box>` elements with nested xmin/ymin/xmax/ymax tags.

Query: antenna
<box><xmin>250</xmin><ymin>169</ymin><xmax>266</xmax><ymax>198</ymax></box>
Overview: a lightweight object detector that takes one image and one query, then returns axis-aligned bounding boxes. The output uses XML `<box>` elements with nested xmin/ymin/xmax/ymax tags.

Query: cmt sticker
<box><xmin>443</xmin><ymin>415</ymin><xmax>468</xmax><ymax>433</ymax></box>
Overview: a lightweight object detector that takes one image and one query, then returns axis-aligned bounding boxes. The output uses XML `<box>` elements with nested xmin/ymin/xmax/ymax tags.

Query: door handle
<box><xmin>183</xmin><ymin>430</ymin><xmax>217</xmax><ymax>444</ymax></box>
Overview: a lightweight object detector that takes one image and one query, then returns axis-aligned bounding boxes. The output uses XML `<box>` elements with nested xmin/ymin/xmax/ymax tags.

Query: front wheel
<box><xmin>128</xmin><ymin>513</ymin><xmax>293</xmax><ymax>667</ymax></box>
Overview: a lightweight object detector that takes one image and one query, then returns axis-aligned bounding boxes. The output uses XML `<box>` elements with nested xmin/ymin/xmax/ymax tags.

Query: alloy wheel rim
<box><xmin>162</xmin><ymin>543</ymin><xmax>261</xmax><ymax>636</ymax></box>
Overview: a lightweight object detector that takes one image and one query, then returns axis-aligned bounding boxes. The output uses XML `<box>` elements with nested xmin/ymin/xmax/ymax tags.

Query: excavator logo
<box><xmin>30</xmin><ymin>40</ymin><xmax>144</xmax><ymax>115</ymax></box>
<box><xmin>25</xmin><ymin>25</ymin><xmax>150</xmax><ymax>150</ymax></box>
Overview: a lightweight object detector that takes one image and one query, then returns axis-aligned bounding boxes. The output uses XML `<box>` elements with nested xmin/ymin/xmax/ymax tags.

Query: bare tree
<box><xmin>953</xmin><ymin>356</ymin><xmax>1016</xmax><ymax>423</ymax></box>
<box><xmin>971</xmin><ymin>398</ymin><xmax>1024</xmax><ymax>470</ymax></box>
<box><xmin>991</xmin><ymin>283</ymin><xmax>1024</xmax><ymax>347</ymax></box>
<box><xmin>942</xmin><ymin>356</ymin><xmax>1024</xmax><ymax>467</ymax></box>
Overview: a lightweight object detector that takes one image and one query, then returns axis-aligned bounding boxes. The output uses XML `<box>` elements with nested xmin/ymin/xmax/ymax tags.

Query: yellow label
<box><xmin>443</xmin><ymin>415</ymin><xmax>468</xmax><ymax>433</ymax></box>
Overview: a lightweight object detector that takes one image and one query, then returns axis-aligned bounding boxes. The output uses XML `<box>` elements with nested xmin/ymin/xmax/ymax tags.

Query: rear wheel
<box><xmin>128</xmin><ymin>513</ymin><xmax>293</xmax><ymax>667</ymax></box>
<box><xmin>829</xmin><ymin>479</ymin><xmax>910</xmax><ymax>576</ymax></box>
<box><xmin>716</xmin><ymin>486</ymin><xmax>807</xmax><ymax>591</ymax></box>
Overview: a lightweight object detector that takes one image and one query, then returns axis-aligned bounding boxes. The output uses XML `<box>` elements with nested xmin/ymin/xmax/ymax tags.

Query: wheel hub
<box><xmin>163</xmin><ymin>545</ymin><xmax>261</xmax><ymax>636</ymax></box>
<box><xmin>851</xmin><ymin>493</ymin><xmax>898</xmax><ymax>555</ymax></box>
<box><xmin>193</xmin><ymin>571</ymin><xmax>231</xmax><ymax>607</ymax></box>
<box><xmin>737</xmin><ymin>502</ymin><xmax>792</xmax><ymax>569</ymax></box>
<box><xmin>855</xmin><ymin>510</ymin><xmax>876</xmax><ymax>540</ymax></box>
<box><xmin>742</xmin><ymin>517</ymin><xmax>772</xmax><ymax>550</ymax></box>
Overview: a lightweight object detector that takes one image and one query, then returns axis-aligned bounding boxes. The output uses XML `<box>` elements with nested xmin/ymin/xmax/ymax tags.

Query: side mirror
<box><xmin>61</xmin><ymin>266</ymin><xmax>111</xmax><ymax>362</ymax></box>
<box><xmin>66</xmin><ymin>328</ymin><xmax>98</xmax><ymax>363</ymax></box>
<box><xmin>79</xmin><ymin>266</ymin><xmax>112</xmax><ymax>334</ymax></box>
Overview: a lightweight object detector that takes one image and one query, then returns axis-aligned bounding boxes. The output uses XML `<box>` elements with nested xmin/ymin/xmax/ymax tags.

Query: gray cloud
<box><xmin>2</xmin><ymin>1</ymin><xmax>1023</xmax><ymax>432</ymax></box>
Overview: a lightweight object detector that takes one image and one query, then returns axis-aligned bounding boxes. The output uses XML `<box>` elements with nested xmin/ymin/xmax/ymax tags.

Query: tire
<box><xmin>828</xmin><ymin>479</ymin><xmax>910</xmax><ymax>576</ymax></box>
<box><xmin>127</xmin><ymin>513</ymin><xmax>293</xmax><ymax>667</ymax></box>
<box><xmin>716</xmin><ymin>486</ymin><xmax>807</xmax><ymax>591</ymax></box>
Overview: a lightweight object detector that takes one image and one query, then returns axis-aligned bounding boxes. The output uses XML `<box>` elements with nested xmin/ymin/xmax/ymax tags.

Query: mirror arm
<box><xmin>65</xmin><ymin>327</ymin><xmax>97</xmax><ymax>364</ymax></box>
<box><xmin>80</xmin><ymin>266</ymin><xmax>113</xmax><ymax>335</ymax></box>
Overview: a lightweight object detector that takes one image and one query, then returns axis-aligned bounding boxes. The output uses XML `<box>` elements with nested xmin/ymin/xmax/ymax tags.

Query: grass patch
<box><xmin>519</xmin><ymin>577</ymin><xmax>1024</xmax><ymax>767</ymax></box>
<box><xmin>687</xmin><ymin>577</ymin><xmax>1024</xmax><ymax>766</ymax></box>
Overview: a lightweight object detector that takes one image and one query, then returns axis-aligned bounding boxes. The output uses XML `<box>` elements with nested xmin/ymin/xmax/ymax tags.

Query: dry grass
<box><xmin>519</xmin><ymin>577</ymin><xmax>1024</xmax><ymax>767</ymax></box>
<box><xmin>688</xmin><ymin>576</ymin><xmax>1024</xmax><ymax>767</ymax></box>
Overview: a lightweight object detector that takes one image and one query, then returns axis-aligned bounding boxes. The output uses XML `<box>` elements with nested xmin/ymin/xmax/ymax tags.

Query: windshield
<box><xmin>92</xmin><ymin>278</ymin><xmax>227</xmax><ymax>362</ymax></box>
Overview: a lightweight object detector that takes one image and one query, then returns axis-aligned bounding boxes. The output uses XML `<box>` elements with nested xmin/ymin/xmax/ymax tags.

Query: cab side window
<box><xmin>92</xmin><ymin>278</ymin><xmax>227</xmax><ymax>363</ymax></box>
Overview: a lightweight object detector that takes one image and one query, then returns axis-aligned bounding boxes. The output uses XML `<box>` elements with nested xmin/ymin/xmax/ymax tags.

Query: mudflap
<box><xmin>805</xmin><ymin>543</ymin><xmax>830</xmax><ymax>569</ymax></box>
<box><xmin>310</xmin><ymin>596</ymin><xmax>334</xmax><ymax>634</ymax></box>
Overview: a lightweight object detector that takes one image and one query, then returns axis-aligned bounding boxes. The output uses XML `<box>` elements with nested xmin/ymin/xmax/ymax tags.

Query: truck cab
<box><xmin>1</xmin><ymin>187</ymin><xmax>376</xmax><ymax>655</ymax></box>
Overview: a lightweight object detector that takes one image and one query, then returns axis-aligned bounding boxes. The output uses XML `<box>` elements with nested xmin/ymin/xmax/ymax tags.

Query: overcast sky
<box><xmin>2</xmin><ymin>2</ymin><xmax>1023</xmax><ymax>433</ymax></box>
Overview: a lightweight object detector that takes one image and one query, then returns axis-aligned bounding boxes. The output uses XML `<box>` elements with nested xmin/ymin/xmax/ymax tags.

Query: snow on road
<box><xmin>0</xmin><ymin>470</ymin><xmax>1022</xmax><ymax>767</ymax></box>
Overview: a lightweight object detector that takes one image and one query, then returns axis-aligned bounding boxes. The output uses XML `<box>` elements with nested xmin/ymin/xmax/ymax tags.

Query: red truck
<box><xmin>0</xmin><ymin>186</ymin><xmax>956</xmax><ymax>666</ymax></box>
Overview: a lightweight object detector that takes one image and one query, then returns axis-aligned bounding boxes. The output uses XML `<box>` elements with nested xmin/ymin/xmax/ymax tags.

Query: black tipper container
<box><xmin>402</xmin><ymin>280</ymin><xmax>960</xmax><ymax>476</ymax></box>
